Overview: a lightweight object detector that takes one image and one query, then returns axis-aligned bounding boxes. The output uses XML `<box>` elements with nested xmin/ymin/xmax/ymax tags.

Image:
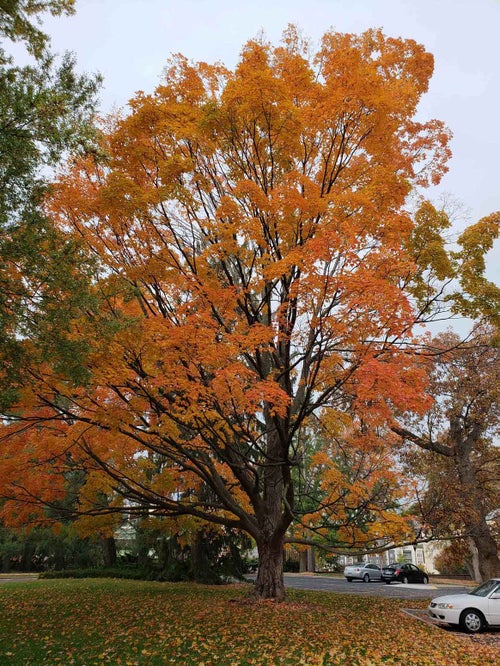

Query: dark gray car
<box><xmin>382</xmin><ymin>563</ymin><xmax>429</xmax><ymax>584</ymax></box>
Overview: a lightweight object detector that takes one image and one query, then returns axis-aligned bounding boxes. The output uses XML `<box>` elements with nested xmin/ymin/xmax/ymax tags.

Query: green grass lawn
<box><xmin>0</xmin><ymin>578</ymin><xmax>497</xmax><ymax>665</ymax></box>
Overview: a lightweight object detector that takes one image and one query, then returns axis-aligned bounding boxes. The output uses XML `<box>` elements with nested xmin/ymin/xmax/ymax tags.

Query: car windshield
<box><xmin>470</xmin><ymin>579</ymin><xmax>500</xmax><ymax>597</ymax></box>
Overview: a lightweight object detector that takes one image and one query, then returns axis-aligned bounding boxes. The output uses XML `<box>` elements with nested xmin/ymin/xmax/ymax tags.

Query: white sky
<box><xmin>36</xmin><ymin>0</ymin><xmax>500</xmax><ymax>283</ymax></box>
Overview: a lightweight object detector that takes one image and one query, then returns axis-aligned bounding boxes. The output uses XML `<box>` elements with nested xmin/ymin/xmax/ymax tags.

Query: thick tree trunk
<box><xmin>467</xmin><ymin>538</ymin><xmax>481</xmax><ymax>582</ymax></box>
<box><xmin>251</xmin><ymin>410</ymin><xmax>293</xmax><ymax>600</ymax></box>
<box><xmin>254</xmin><ymin>537</ymin><xmax>286</xmax><ymax>601</ymax></box>
<box><xmin>468</xmin><ymin>523</ymin><xmax>499</xmax><ymax>582</ymax></box>
<box><xmin>454</xmin><ymin>424</ymin><xmax>499</xmax><ymax>582</ymax></box>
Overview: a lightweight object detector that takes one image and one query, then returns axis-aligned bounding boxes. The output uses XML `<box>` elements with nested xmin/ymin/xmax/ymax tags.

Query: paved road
<box><xmin>249</xmin><ymin>574</ymin><xmax>471</xmax><ymax>600</ymax></box>
<box><xmin>0</xmin><ymin>574</ymin><xmax>39</xmax><ymax>584</ymax></box>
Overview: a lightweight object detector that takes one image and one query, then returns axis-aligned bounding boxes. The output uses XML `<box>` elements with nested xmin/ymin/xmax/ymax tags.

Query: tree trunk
<box><xmin>468</xmin><ymin>524</ymin><xmax>499</xmax><ymax>582</ymax></box>
<box><xmin>299</xmin><ymin>550</ymin><xmax>308</xmax><ymax>573</ymax></box>
<box><xmin>100</xmin><ymin>536</ymin><xmax>117</xmax><ymax>567</ymax></box>
<box><xmin>251</xmin><ymin>410</ymin><xmax>292</xmax><ymax>600</ymax></box>
<box><xmin>307</xmin><ymin>547</ymin><xmax>315</xmax><ymax>573</ymax></box>
<box><xmin>20</xmin><ymin>541</ymin><xmax>35</xmax><ymax>571</ymax></box>
<box><xmin>298</xmin><ymin>547</ymin><xmax>315</xmax><ymax>572</ymax></box>
<box><xmin>254</xmin><ymin>538</ymin><xmax>286</xmax><ymax>601</ymax></box>
<box><xmin>454</xmin><ymin>426</ymin><xmax>499</xmax><ymax>582</ymax></box>
<box><xmin>191</xmin><ymin>530</ymin><xmax>204</xmax><ymax>575</ymax></box>
<box><xmin>53</xmin><ymin>538</ymin><xmax>65</xmax><ymax>570</ymax></box>
<box><xmin>467</xmin><ymin>538</ymin><xmax>481</xmax><ymax>582</ymax></box>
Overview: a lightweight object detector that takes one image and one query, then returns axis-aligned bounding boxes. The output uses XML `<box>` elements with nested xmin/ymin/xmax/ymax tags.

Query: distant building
<box><xmin>338</xmin><ymin>540</ymin><xmax>445</xmax><ymax>573</ymax></box>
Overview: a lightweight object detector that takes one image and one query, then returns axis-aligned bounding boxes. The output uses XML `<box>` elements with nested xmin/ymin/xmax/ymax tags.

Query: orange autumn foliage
<box><xmin>0</xmin><ymin>26</ymin><xmax>455</xmax><ymax>598</ymax></box>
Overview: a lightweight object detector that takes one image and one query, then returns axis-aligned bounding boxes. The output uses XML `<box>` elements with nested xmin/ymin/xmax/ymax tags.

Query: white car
<box><xmin>428</xmin><ymin>578</ymin><xmax>500</xmax><ymax>633</ymax></box>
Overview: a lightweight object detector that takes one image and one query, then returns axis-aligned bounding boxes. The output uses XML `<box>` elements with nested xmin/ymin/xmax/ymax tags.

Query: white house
<box><xmin>338</xmin><ymin>540</ymin><xmax>444</xmax><ymax>574</ymax></box>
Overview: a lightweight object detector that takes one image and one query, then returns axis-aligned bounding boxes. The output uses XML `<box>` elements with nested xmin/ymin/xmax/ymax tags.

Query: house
<box><xmin>338</xmin><ymin>540</ymin><xmax>444</xmax><ymax>573</ymax></box>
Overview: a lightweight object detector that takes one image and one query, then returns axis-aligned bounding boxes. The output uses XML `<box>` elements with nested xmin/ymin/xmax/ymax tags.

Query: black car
<box><xmin>381</xmin><ymin>563</ymin><xmax>429</xmax><ymax>584</ymax></box>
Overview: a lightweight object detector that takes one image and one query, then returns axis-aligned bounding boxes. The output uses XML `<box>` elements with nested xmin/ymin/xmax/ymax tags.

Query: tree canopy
<box><xmin>0</xmin><ymin>0</ymin><xmax>100</xmax><ymax>408</ymax></box>
<box><xmin>0</xmin><ymin>26</ymin><xmax>498</xmax><ymax>599</ymax></box>
<box><xmin>0</xmin><ymin>0</ymin><xmax>75</xmax><ymax>58</ymax></box>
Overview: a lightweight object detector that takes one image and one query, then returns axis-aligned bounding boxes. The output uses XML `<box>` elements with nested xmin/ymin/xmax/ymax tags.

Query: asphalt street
<box><xmin>248</xmin><ymin>574</ymin><xmax>471</xmax><ymax>600</ymax></box>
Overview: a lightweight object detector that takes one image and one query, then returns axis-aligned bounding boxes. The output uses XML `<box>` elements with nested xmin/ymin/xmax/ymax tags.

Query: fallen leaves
<box><xmin>0</xmin><ymin>579</ymin><xmax>497</xmax><ymax>665</ymax></box>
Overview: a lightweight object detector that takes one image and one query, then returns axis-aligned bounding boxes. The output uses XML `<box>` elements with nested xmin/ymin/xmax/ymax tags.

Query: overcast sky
<box><xmin>35</xmin><ymin>0</ymin><xmax>500</xmax><ymax>283</ymax></box>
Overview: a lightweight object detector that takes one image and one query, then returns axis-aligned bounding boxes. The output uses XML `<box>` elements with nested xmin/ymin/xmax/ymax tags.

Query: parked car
<box><xmin>381</xmin><ymin>563</ymin><xmax>429</xmax><ymax>584</ymax></box>
<box><xmin>343</xmin><ymin>562</ymin><xmax>382</xmax><ymax>582</ymax></box>
<box><xmin>428</xmin><ymin>578</ymin><xmax>500</xmax><ymax>633</ymax></box>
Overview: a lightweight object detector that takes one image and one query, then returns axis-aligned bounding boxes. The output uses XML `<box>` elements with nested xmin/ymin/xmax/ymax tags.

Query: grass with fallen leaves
<box><xmin>0</xmin><ymin>579</ymin><xmax>497</xmax><ymax>665</ymax></box>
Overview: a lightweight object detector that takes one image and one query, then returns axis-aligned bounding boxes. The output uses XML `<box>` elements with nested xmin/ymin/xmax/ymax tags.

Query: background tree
<box><xmin>0</xmin><ymin>1</ymin><xmax>75</xmax><ymax>58</ymax></box>
<box><xmin>434</xmin><ymin>539</ymin><xmax>476</xmax><ymax>578</ymax></box>
<box><xmin>0</xmin><ymin>0</ymin><xmax>100</xmax><ymax>408</ymax></box>
<box><xmin>0</xmin><ymin>522</ymin><xmax>103</xmax><ymax>572</ymax></box>
<box><xmin>1</xmin><ymin>27</ymin><xmax>496</xmax><ymax>600</ymax></box>
<box><xmin>403</xmin><ymin>200</ymin><xmax>500</xmax><ymax>334</ymax></box>
<box><xmin>285</xmin><ymin>419</ymin><xmax>413</xmax><ymax>557</ymax></box>
<box><xmin>393</xmin><ymin>325</ymin><xmax>500</xmax><ymax>581</ymax></box>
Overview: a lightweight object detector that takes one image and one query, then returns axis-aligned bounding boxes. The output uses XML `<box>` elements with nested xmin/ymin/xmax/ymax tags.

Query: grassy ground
<box><xmin>0</xmin><ymin>578</ymin><xmax>497</xmax><ymax>665</ymax></box>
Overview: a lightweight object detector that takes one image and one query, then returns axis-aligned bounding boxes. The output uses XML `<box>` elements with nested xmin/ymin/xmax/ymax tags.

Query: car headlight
<box><xmin>437</xmin><ymin>603</ymin><xmax>454</xmax><ymax>609</ymax></box>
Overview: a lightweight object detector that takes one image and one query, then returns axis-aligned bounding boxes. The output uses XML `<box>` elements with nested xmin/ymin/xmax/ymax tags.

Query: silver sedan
<box><xmin>343</xmin><ymin>563</ymin><xmax>382</xmax><ymax>582</ymax></box>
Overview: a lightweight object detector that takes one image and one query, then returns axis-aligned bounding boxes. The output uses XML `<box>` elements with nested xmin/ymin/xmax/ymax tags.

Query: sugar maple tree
<box><xmin>0</xmin><ymin>27</ymin><xmax>487</xmax><ymax>599</ymax></box>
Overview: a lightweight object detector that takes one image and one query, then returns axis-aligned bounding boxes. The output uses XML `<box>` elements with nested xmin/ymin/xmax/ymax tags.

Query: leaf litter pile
<box><xmin>0</xmin><ymin>579</ymin><xmax>497</xmax><ymax>665</ymax></box>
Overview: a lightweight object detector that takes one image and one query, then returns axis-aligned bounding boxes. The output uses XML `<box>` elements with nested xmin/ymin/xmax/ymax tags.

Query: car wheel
<box><xmin>346</xmin><ymin>577</ymin><xmax>352</xmax><ymax>582</ymax></box>
<box><xmin>402</xmin><ymin>576</ymin><xmax>409</xmax><ymax>584</ymax></box>
<box><xmin>423</xmin><ymin>575</ymin><xmax>429</xmax><ymax>584</ymax></box>
<box><xmin>385</xmin><ymin>580</ymin><xmax>391</xmax><ymax>585</ymax></box>
<box><xmin>460</xmin><ymin>609</ymin><xmax>485</xmax><ymax>634</ymax></box>
<box><xmin>363</xmin><ymin>573</ymin><xmax>370</xmax><ymax>583</ymax></box>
